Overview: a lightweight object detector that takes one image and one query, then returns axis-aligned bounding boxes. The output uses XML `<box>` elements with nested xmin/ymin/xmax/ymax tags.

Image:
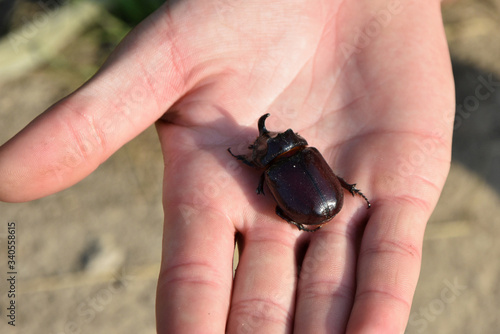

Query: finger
<box><xmin>226</xmin><ymin>225</ymin><xmax>298</xmax><ymax>333</ymax></box>
<box><xmin>294</xmin><ymin>219</ymin><xmax>362</xmax><ymax>333</ymax></box>
<box><xmin>156</xmin><ymin>207</ymin><xmax>235</xmax><ymax>333</ymax></box>
<box><xmin>0</xmin><ymin>6</ymin><xmax>186</xmax><ymax>202</ymax></box>
<box><xmin>346</xmin><ymin>203</ymin><xmax>427</xmax><ymax>333</ymax></box>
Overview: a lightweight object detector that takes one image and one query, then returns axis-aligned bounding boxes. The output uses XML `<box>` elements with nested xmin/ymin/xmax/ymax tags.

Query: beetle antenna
<box><xmin>258</xmin><ymin>113</ymin><xmax>271</xmax><ymax>135</ymax></box>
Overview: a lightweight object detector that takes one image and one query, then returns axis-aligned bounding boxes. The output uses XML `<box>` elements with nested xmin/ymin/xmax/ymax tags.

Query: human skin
<box><xmin>0</xmin><ymin>0</ymin><xmax>454</xmax><ymax>333</ymax></box>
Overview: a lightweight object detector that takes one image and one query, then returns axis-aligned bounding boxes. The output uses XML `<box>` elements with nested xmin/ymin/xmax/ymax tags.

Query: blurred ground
<box><xmin>408</xmin><ymin>1</ymin><xmax>500</xmax><ymax>333</ymax></box>
<box><xmin>0</xmin><ymin>1</ymin><xmax>499</xmax><ymax>333</ymax></box>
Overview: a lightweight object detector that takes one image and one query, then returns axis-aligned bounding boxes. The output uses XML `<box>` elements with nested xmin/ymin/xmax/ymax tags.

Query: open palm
<box><xmin>0</xmin><ymin>0</ymin><xmax>454</xmax><ymax>333</ymax></box>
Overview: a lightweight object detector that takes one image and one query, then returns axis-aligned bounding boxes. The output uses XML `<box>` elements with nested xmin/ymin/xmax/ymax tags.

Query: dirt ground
<box><xmin>1</xmin><ymin>1</ymin><xmax>500</xmax><ymax>333</ymax></box>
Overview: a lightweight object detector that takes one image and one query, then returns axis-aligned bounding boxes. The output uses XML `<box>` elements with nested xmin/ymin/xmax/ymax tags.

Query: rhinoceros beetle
<box><xmin>228</xmin><ymin>113</ymin><xmax>370</xmax><ymax>232</ymax></box>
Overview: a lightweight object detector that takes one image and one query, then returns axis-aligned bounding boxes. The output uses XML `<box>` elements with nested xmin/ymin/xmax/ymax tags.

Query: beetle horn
<box><xmin>258</xmin><ymin>113</ymin><xmax>271</xmax><ymax>135</ymax></box>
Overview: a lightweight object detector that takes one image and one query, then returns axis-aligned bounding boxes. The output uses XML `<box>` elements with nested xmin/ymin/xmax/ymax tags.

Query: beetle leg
<box><xmin>297</xmin><ymin>225</ymin><xmax>322</xmax><ymax>232</ymax></box>
<box><xmin>275</xmin><ymin>206</ymin><xmax>322</xmax><ymax>232</ymax></box>
<box><xmin>256</xmin><ymin>173</ymin><xmax>265</xmax><ymax>195</ymax></box>
<box><xmin>227</xmin><ymin>148</ymin><xmax>255</xmax><ymax>167</ymax></box>
<box><xmin>337</xmin><ymin>177</ymin><xmax>371</xmax><ymax>208</ymax></box>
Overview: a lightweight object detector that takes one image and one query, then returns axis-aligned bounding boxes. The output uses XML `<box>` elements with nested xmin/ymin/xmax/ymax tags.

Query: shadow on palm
<box><xmin>156</xmin><ymin>100</ymin><xmax>380</xmax><ymax>237</ymax></box>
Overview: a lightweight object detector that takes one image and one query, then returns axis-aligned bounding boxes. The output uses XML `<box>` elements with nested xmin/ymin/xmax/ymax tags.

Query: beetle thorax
<box><xmin>251</xmin><ymin>129</ymin><xmax>308</xmax><ymax>168</ymax></box>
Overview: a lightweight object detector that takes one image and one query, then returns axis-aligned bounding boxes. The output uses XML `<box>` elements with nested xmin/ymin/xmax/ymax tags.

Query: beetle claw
<box><xmin>256</xmin><ymin>173</ymin><xmax>266</xmax><ymax>195</ymax></box>
<box><xmin>256</xmin><ymin>186</ymin><xmax>265</xmax><ymax>195</ymax></box>
<box><xmin>275</xmin><ymin>206</ymin><xmax>321</xmax><ymax>232</ymax></box>
<box><xmin>297</xmin><ymin>224</ymin><xmax>322</xmax><ymax>232</ymax></box>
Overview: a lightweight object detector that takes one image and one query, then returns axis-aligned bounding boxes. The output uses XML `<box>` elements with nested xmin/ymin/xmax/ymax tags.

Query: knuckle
<box><xmin>230</xmin><ymin>297</ymin><xmax>291</xmax><ymax>331</ymax></box>
<box><xmin>299</xmin><ymin>279</ymin><xmax>355</xmax><ymax>302</ymax></box>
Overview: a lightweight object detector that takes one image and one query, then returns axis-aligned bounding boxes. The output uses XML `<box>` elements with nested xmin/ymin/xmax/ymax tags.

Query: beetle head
<box><xmin>251</xmin><ymin>114</ymin><xmax>308</xmax><ymax>168</ymax></box>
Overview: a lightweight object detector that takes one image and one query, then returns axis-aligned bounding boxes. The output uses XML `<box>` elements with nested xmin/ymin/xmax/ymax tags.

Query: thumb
<box><xmin>0</xmin><ymin>5</ymin><xmax>188</xmax><ymax>202</ymax></box>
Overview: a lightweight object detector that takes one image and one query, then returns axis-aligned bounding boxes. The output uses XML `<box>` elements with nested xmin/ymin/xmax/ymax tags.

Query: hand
<box><xmin>0</xmin><ymin>0</ymin><xmax>454</xmax><ymax>332</ymax></box>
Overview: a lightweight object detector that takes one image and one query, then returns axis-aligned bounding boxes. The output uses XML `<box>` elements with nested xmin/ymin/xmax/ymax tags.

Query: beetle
<box><xmin>228</xmin><ymin>113</ymin><xmax>370</xmax><ymax>232</ymax></box>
